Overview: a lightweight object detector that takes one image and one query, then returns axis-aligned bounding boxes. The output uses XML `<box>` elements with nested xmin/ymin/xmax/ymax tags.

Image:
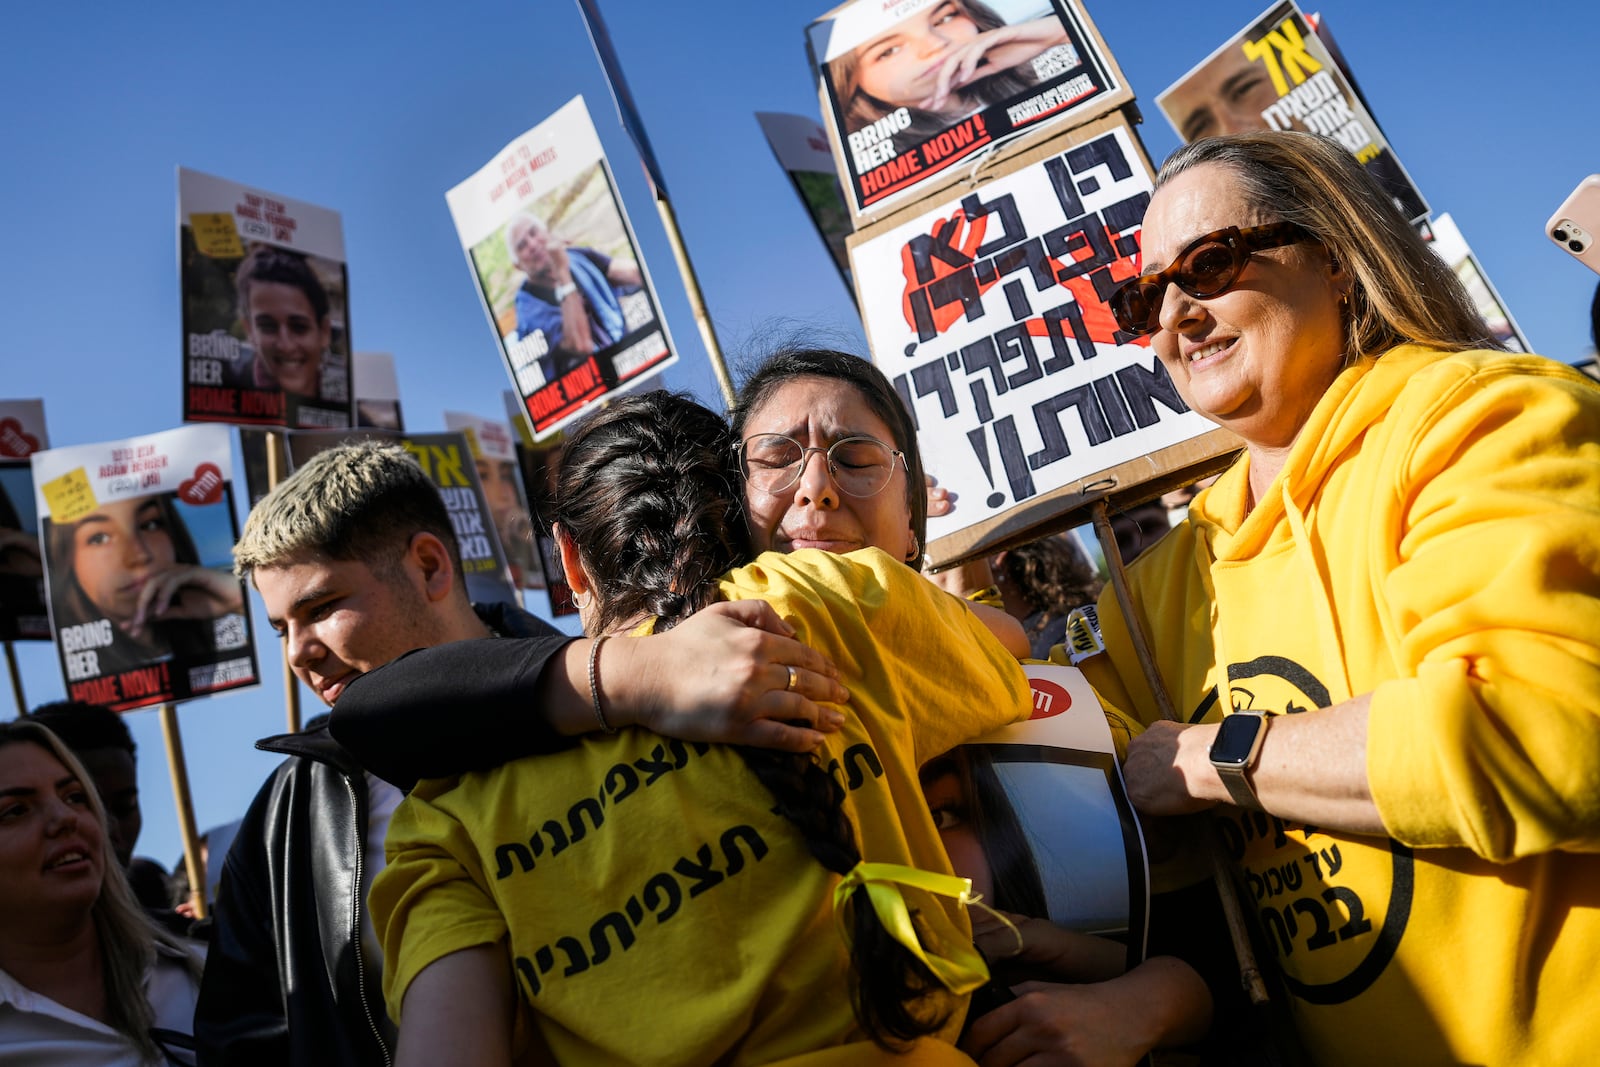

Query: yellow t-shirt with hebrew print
<box><xmin>371</xmin><ymin>547</ymin><xmax>1031</xmax><ymax>1066</ymax></box>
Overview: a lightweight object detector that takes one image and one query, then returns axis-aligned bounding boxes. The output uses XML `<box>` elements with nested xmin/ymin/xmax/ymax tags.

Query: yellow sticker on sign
<box><xmin>191</xmin><ymin>212</ymin><xmax>245</xmax><ymax>258</ymax></box>
<box><xmin>41</xmin><ymin>467</ymin><xmax>97</xmax><ymax>524</ymax></box>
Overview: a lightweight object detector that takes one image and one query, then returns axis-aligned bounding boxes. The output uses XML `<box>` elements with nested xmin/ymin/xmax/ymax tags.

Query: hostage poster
<box><xmin>808</xmin><ymin>0</ymin><xmax>1129</xmax><ymax>219</ymax></box>
<box><xmin>1</xmin><ymin>400</ymin><xmax>50</xmax><ymax>641</ymax></box>
<box><xmin>179</xmin><ymin>167</ymin><xmax>355</xmax><ymax>429</ymax></box>
<box><xmin>927</xmin><ymin>664</ymin><xmax>1148</xmax><ymax>963</ymax></box>
<box><xmin>1156</xmin><ymin>0</ymin><xmax>1429</xmax><ymax>224</ymax></box>
<box><xmin>446</xmin><ymin>96</ymin><xmax>677</xmax><ymax>441</ymax></box>
<box><xmin>32</xmin><ymin>425</ymin><xmax>259</xmax><ymax>711</ymax></box>
<box><xmin>847</xmin><ymin>118</ymin><xmax>1217</xmax><ymax>564</ymax></box>
<box><xmin>287</xmin><ymin>430</ymin><xmax>520</xmax><ymax>609</ymax></box>
<box><xmin>444</xmin><ymin>411</ymin><xmax>544</xmax><ymax>591</ymax></box>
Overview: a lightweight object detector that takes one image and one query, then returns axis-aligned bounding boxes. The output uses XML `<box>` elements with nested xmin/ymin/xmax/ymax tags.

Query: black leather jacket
<box><xmin>193</xmin><ymin>723</ymin><xmax>393</xmax><ymax>1067</ymax></box>
<box><xmin>192</xmin><ymin>603</ymin><xmax>565</xmax><ymax>1066</ymax></box>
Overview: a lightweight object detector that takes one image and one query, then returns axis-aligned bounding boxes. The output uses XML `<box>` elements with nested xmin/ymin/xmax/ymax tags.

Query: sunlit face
<box><xmin>922</xmin><ymin>763</ymin><xmax>993</xmax><ymax>904</ymax></box>
<box><xmin>854</xmin><ymin>1</ymin><xmax>980</xmax><ymax>109</ymax></box>
<box><xmin>245</xmin><ymin>280</ymin><xmax>329</xmax><ymax>396</ymax></box>
<box><xmin>1141</xmin><ymin>164</ymin><xmax>1346</xmax><ymax>451</ymax></box>
<box><xmin>0</xmin><ymin>742</ymin><xmax>105</xmax><ymax>920</ymax></box>
<box><xmin>740</xmin><ymin>377</ymin><xmax>916</xmax><ymax>561</ymax></box>
<box><xmin>76</xmin><ymin>747</ymin><xmax>140</xmax><ymax>870</ymax></box>
<box><xmin>510</xmin><ymin>219</ymin><xmax>556</xmax><ymax>282</ymax></box>
<box><xmin>254</xmin><ymin>554</ymin><xmax>436</xmax><ymax>708</ymax></box>
<box><xmin>1167</xmin><ymin>46</ymin><xmax>1289</xmax><ymax>142</ymax></box>
<box><xmin>71</xmin><ymin>497</ymin><xmax>177</xmax><ymax>627</ymax></box>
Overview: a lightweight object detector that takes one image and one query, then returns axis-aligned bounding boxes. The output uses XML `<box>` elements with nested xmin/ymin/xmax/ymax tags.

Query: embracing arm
<box><xmin>394</xmin><ymin>947</ymin><xmax>514</xmax><ymax>1067</ymax></box>
<box><xmin>331</xmin><ymin>600</ymin><xmax>847</xmax><ymax>788</ymax></box>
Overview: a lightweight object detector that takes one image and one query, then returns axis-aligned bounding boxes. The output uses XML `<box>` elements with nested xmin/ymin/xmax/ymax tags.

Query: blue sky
<box><xmin>4</xmin><ymin>0</ymin><xmax>1597</xmax><ymax>870</ymax></box>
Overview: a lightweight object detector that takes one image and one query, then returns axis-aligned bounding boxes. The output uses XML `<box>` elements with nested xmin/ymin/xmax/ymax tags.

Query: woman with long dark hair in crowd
<box><xmin>0</xmin><ymin>721</ymin><xmax>203</xmax><ymax>1064</ymax></box>
<box><xmin>371</xmin><ymin>391</ymin><xmax>1033</xmax><ymax>1064</ymax></box>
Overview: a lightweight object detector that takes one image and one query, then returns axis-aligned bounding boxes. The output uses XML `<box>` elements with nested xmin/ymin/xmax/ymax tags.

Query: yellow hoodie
<box><xmin>1084</xmin><ymin>345</ymin><xmax>1600</xmax><ymax>1066</ymax></box>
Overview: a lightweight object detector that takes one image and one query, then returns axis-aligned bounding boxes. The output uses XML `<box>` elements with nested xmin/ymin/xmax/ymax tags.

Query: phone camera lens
<box><xmin>1571</xmin><ymin>240</ymin><xmax>1585</xmax><ymax>252</ymax></box>
<box><xmin>1554</xmin><ymin>228</ymin><xmax>1569</xmax><ymax>241</ymax></box>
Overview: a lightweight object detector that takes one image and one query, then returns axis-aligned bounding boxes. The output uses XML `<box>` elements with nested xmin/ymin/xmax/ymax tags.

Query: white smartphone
<box><xmin>1545</xmin><ymin>175</ymin><xmax>1600</xmax><ymax>275</ymax></box>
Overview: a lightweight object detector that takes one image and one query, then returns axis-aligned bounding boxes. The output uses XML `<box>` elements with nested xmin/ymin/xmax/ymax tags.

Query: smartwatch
<box><xmin>1209</xmin><ymin>711</ymin><xmax>1270</xmax><ymax>808</ymax></box>
<box><xmin>553</xmin><ymin>281</ymin><xmax>579</xmax><ymax>302</ymax></box>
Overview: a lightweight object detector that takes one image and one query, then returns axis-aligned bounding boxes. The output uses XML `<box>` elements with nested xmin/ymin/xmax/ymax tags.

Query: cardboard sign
<box><xmin>178</xmin><ymin>168</ymin><xmax>355</xmax><ymax>429</ymax></box>
<box><xmin>31</xmin><ymin>425</ymin><xmax>258</xmax><ymax>711</ymax></box>
<box><xmin>287</xmin><ymin>430</ymin><xmax>521</xmax><ymax>609</ymax></box>
<box><xmin>932</xmin><ymin>663</ymin><xmax>1147</xmax><ymax>956</ymax></box>
<box><xmin>809</xmin><ymin>0</ymin><xmax>1131</xmax><ymax>222</ymax></box>
<box><xmin>445</xmin><ymin>411</ymin><xmax>544</xmax><ymax>591</ymax></box>
<box><xmin>446</xmin><ymin>97</ymin><xmax>678</xmax><ymax>441</ymax></box>
<box><xmin>755</xmin><ymin>111</ymin><xmax>856</xmax><ymax>291</ymax></box>
<box><xmin>0</xmin><ymin>399</ymin><xmax>50</xmax><ymax>641</ymax></box>
<box><xmin>848</xmin><ymin>115</ymin><xmax>1234</xmax><ymax>567</ymax></box>
<box><xmin>1156</xmin><ymin>0</ymin><xmax>1429</xmax><ymax>224</ymax></box>
<box><xmin>1426</xmin><ymin>214</ymin><xmax>1531</xmax><ymax>353</ymax></box>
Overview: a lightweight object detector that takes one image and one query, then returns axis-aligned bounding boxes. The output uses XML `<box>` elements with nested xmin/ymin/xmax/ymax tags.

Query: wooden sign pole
<box><xmin>265</xmin><ymin>431</ymin><xmax>301</xmax><ymax>735</ymax></box>
<box><xmin>1091</xmin><ymin>499</ymin><xmax>1269</xmax><ymax>1007</ymax></box>
<box><xmin>158</xmin><ymin>702</ymin><xmax>207</xmax><ymax>921</ymax></box>
<box><xmin>3</xmin><ymin>641</ymin><xmax>24</xmax><ymax>716</ymax></box>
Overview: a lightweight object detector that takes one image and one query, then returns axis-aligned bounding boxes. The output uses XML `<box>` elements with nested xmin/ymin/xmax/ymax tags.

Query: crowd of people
<box><xmin>3</xmin><ymin>129</ymin><xmax>1598</xmax><ymax>1067</ymax></box>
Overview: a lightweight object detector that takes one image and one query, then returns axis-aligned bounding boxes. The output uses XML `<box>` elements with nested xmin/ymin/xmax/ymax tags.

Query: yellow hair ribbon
<box><xmin>832</xmin><ymin>862</ymin><xmax>990</xmax><ymax>995</ymax></box>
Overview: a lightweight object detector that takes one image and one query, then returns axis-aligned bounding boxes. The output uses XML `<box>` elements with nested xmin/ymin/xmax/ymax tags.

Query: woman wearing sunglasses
<box><xmin>1087</xmin><ymin>131</ymin><xmax>1600</xmax><ymax>1066</ymax></box>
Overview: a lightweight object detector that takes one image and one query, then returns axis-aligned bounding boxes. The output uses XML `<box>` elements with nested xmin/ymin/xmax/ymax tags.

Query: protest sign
<box><xmin>178</xmin><ymin>168</ymin><xmax>354</xmax><ymax>429</ymax></box>
<box><xmin>847</xmin><ymin>114</ymin><xmax>1233</xmax><ymax>568</ymax></box>
<box><xmin>287</xmin><ymin>430</ymin><xmax>520</xmax><ymax>609</ymax></box>
<box><xmin>445</xmin><ymin>411</ymin><xmax>543</xmax><ymax>591</ymax></box>
<box><xmin>0</xmin><ymin>400</ymin><xmax>50</xmax><ymax>641</ymax></box>
<box><xmin>1156</xmin><ymin>0</ymin><xmax>1429</xmax><ymax>224</ymax></box>
<box><xmin>354</xmin><ymin>351</ymin><xmax>406</xmax><ymax>431</ymax></box>
<box><xmin>1426</xmin><ymin>214</ymin><xmax>1531</xmax><ymax>353</ymax></box>
<box><xmin>931</xmin><ymin>663</ymin><xmax>1147</xmax><ymax>958</ymax></box>
<box><xmin>446</xmin><ymin>97</ymin><xmax>677</xmax><ymax>441</ymax></box>
<box><xmin>32</xmin><ymin>425</ymin><xmax>258</xmax><ymax>711</ymax></box>
<box><xmin>503</xmin><ymin>392</ymin><xmax>568</xmax><ymax>610</ymax></box>
<box><xmin>808</xmin><ymin>0</ymin><xmax>1130</xmax><ymax>221</ymax></box>
<box><xmin>755</xmin><ymin>111</ymin><xmax>856</xmax><ymax>291</ymax></box>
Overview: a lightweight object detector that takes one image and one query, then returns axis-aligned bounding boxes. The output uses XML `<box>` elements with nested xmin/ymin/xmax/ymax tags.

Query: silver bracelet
<box><xmin>588</xmin><ymin>634</ymin><xmax>617</xmax><ymax>734</ymax></box>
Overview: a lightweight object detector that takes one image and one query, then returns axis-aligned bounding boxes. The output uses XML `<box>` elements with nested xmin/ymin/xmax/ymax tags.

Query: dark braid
<box><xmin>554</xmin><ymin>391</ymin><xmax>950</xmax><ymax>1048</ymax></box>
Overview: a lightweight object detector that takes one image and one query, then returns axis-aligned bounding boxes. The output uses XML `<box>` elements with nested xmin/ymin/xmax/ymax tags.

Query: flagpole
<box><xmin>575</xmin><ymin>0</ymin><xmax>735</xmax><ymax>409</ymax></box>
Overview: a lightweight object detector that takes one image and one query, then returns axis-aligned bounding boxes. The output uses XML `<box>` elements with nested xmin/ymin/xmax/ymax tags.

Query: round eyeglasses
<box><xmin>1109</xmin><ymin>221</ymin><xmax>1314</xmax><ymax>337</ymax></box>
<box><xmin>737</xmin><ymin>434</ymin><xmax>907</xmax><ymax>498</ymax></box>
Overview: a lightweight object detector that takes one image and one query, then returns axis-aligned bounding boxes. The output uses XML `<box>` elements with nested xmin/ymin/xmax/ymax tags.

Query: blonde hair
<box><xmin>233</xmin><ymin>439</ymin><xmax>462</xmax><ymax>582</ymax></box>
<box><xmin>0</xmin><ymin>721</ymin><xmax>200</xmax><ymax>1060</ymax></box>
<box><xmin>1158</xmin><ymin>131</ymin><xmax>1501</xmax><ymax>358</ymax></box>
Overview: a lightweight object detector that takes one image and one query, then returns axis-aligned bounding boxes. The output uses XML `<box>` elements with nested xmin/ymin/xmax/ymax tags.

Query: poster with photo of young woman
<box><xmin>808</xmin><ymin>0</ymin><xmax>1130</xmax><ymax>218</ymax></box>
<box><xmin>32</xmin><ymin>424</ymin><xmax>258</xmax><ymax>711</ymax></box>
<box><xmin>179</xmin><ymin>167</ymin><xmax>354</xmax><ymax>430</ymax></box>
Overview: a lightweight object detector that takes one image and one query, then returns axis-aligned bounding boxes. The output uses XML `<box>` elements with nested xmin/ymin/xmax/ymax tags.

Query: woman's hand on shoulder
<box><xmin>618</xmin><ymin>600</ymin><xmax>850</xmax><ymax>753</ymax></box>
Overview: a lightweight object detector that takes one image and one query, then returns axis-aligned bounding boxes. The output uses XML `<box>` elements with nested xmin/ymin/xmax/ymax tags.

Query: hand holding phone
<box><xmin>1546</xmin><ymin>175</ymin><xmax>1600</xmax><ymax>275</ymax></box>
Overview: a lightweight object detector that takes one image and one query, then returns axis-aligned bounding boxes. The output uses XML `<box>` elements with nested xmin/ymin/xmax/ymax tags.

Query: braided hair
<box><xmin>553</xmin><ymin>390</ymin><xmax>948</xmax><ymax>1047</ymax></box>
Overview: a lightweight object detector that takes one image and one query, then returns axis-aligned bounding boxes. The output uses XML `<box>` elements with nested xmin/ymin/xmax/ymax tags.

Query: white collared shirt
<box><xmin>0</xmin><ymin>947</ymin><xmax>201</xmax><ymax>1065</ymax></box>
